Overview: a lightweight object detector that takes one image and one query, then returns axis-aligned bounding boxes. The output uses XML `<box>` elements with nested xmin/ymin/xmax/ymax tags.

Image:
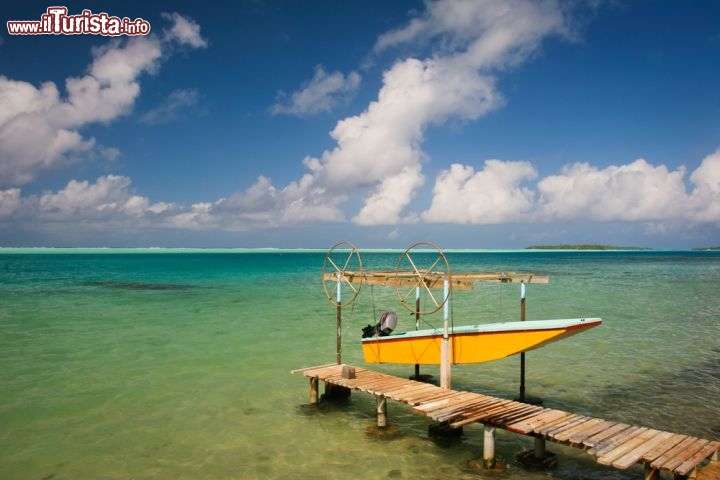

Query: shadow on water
<box><xmin>85</xmin><ymin>280</ymin><xmax>198</xmax><ymax>291</ymax></box>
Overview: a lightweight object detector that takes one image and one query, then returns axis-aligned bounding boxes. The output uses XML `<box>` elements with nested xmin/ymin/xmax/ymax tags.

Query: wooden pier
<box><xmin>292</xmin><ymin>363</ymin><xmax>719</xmax><ymax>480</ymax></box>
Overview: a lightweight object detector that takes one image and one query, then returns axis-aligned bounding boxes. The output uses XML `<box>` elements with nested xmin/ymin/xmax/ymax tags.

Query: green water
<box><xmin>0</xmin><ymin>250</ymin><xmax>718</xmax><ymax>479</ymax></box>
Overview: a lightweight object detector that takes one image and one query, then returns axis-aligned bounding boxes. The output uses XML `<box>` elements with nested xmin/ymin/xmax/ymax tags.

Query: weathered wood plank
<box><xmin>544</xmin><ymin>415</ymin><xmax>591</xmax><ymax>438</ymax></box>
<box><xmin>675</xmin><ymin>441</ymin><xmax>720</xmax><ymax>476</ymax></box>
<box><xmin>582</xmin><ymin>423</ymin><xmax>633</xmax><ymax>449</ymax></box>
<box><xmin>651</xmin><ymin>437</ymin><xmax>706</xmax><ymax>471</ymax></box>
<box><xmin>474</xmin><ymin>404</ymin><xmax>543</xmax><ymax>428</ymax></box>
<box><xmin>659</xmin><ymin>439</ymin><xmax>711</xmax><ymax>472</ymax></box>
<box><xmin>506</xmin><ymin>409</ymin><xmax>568</xmax><ymax>434</ymax></box>
<box><xmin>612</xmin><ymin>431</ymin><xmax>675</xmax><ymax>470</ymax></box>
<box><xmin>434</xmin><ymin>397</ymin><xmax>504</xmax><ymax>423</ymax></box>
<box><xmin>418</xmin><ymin>393</ymin><xmax>489</xmax><ymax>417</ymax></box>
<box><xmin>640</xmin><ymin>434</ymin><xmax>689</xmax><ymax>463</ymax></box>
<box><xmin>534</xmin><ymin>413</ymin><xmax>582</xmax><ymax>436</ymax></box>
<box><xmin>568</xmin><ymin>420</ymin><xmax>617</xmax><ymax>445</ymax></box>
<box><xmin>554</xmin><ymin>418</ymin><xmax>605</xmax><ymax>443</ymax></box>
<box><xmin>588</xmin><ymin>426</ymin><xmax>645</xmax><ymax>457</ymax></box>
<box><xmin>597</xmin><ymin>428</ymin><xmax>660</xmax><ymax>466</ymax></box>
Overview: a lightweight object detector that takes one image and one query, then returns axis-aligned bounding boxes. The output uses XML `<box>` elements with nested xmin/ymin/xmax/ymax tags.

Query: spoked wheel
<box><xmin>395</xmin><ymin>242</ymin><xmax>451</xmax><ymax>315</ymax></box>
<box><xmin>322</xmin><ymin>241</ymin><xmax>363</xmax><ymax>306</ymax></box>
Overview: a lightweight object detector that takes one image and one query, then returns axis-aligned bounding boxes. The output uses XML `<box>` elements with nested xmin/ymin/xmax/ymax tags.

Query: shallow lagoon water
<box><xmin>0</xmin><ymin>250</ymin><xmax>718</xmax><ymax>479</ymax></box>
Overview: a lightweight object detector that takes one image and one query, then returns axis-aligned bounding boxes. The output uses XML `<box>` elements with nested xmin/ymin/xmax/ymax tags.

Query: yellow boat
<box><xmin>361</xmin><ymin>317</ymin><xmax>601</xmax><ymax>365</ymax></box>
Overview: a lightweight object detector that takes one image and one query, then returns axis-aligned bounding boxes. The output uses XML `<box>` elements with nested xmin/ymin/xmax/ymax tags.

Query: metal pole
<box><xmin>440</xmin><ymin>279</ymin><xmax>451</xmax><ymax>389</ymax></box>
<box><xmin>520</xmin><ymin>281</ymin><xmax>526</xmax><ymax>402</ymax></box>
<box><xmin>336</xmin><ymin>273</ymin><xmax>342</xmax><ymax>364</ymax></box>
<box><xmin>414</xmin><ymin>286</ymin><xmax>420</xmax><ymax>378</ymax></box>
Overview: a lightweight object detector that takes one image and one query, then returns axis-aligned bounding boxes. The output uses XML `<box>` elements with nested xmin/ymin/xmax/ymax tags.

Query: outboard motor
<box><xmin>361</xmin><ymin>311</ymin><xmax>397</xmax><ymax>338</ymax></box>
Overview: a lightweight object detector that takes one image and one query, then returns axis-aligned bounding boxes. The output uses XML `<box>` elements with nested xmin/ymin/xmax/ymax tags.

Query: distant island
<box><xmin>525</xmin><ymin>244</ymin><xmax>651</xmax><ymax>250</ymax></box>
<box><xmin>692</xmin><ymin>247</ymin><xmax>720</xmax><ymax>251</ymax></box>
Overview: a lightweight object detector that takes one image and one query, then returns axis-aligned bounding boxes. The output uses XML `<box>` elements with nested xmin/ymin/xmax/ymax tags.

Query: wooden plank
<box><xmin>479</xmin><ymin>404</ymin><xmax>543</xmax><ymax>427</ymax></box>
<box><xmin>451</xmin><ymin>399</ymin><xmax>524</xmax><ymax>428</ymax></box>
<box><xmin>657</xmin><ymin>438</ymin><xmax>710</xmax><ymax>472</ymax></box>
<box><xmin>568</xmin><ymin>420</ymin><xmax>617</xmax><ymax>445</ymax></box>
<box><xmin>506</xmin><ymin>409</ymin><xmax>568</xmax><ymax>434</ymax></box>
<box><xmin>291</xmin><ymin>363</ymin><xmax>339</xmax><ymax>374</ymax></box>
<box><xmin>545</xmin><ymin>415</ymin><xmax>591</xmax><ymax>438</ymax></box>
<box><xmin>651</xmin><ymin>437</ymin><xmax>706</xmax><ymax>471</ymax></box>
<box><xmin>675</xmin><ymin>441</ymin><xmax>720</xmax><ymax>477</ymax></box>
<box><xmin>588</xmin><ymin>426</ymin><xmax>645</xmax><ymax>457</ymax></box>
<box><xmin>392</xmin><ymin>384</ymin><xmax>444</xmax><ymax>403</ymax></box>
<box><xmin>554</xmin><ymin>418</ymin><xmax>605</xmax><ymax>443</ymax></box>
<box><xmin>417</xmin><ymin>393</ymin><xmax>487</xmax><ymax>417</ymax></box>
<box><xmin>403</xmin><ymin>389</ymin><xmax>467</xmax><ymax>405</ymax></box>
<box><xmin>535</xmin><ymin>413</ymin><xmax>583</xmax><ymax>436</ymax></box>
<box><xmin>640</xmin><ymin>434</ymin><xmax>689</xmax><ymax>463</ymax></box>
<box><xmin>612</xmin><ymin>431</ymin><xmax>675</xmax><ymax>470</ymax></box>
<box><xmin>597</xmin><ymin>428</ymin><xmax>661</xmax><ymax>466</ymax></box>
<box><xmin>434</xmin><ymin>397</ymin><xmax>503</xmax><ymax>423</ymax></box>
<box><xmin>583</xmin><ymin>423</ymin><xmax>633</xmax><ymax>448</ymax></box>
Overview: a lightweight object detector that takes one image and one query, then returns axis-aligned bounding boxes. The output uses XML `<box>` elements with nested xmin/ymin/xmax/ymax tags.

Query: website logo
<box><xmin>7</xmin><ymin>7</ymin><xmax>151</xmax><ymax>36</ymax></box>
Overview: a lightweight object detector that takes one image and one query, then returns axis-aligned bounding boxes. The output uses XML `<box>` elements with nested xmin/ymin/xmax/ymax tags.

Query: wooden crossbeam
<box><xmin>322</xmin><ymin>271</ymin><xmax>549</xmax><ymax>290</ymax></box>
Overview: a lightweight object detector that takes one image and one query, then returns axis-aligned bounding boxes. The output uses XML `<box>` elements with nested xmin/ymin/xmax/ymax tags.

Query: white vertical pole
<box><xmin>440</xmin><ymin>279</ymin><xmax>451</xmax><ymax>389</ymax></box>
<box><xmin>336</xmin><ymin>272</ymin><xmax>342</xmax><ymax>364</ymax></box>
<box><xmin>520</xmin><ymin>281</ymin><xmax>526</xmax><ymax>402</ymax></box>
<box><xmin>483</xmin><ymin>424</ymin><xmax>496</xmax><ymax>468</ymax></box>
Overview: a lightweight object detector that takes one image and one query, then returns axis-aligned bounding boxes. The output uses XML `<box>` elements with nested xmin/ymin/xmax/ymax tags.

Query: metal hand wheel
<box><xmin>322</xmin><ymin>241</ymin><xmax>363</xmax><ymax>306</ymax></box>
<box><xmin>395</xmin><ymin>241</ymin><xmax>451</xmax><ymax>315</ymax></box>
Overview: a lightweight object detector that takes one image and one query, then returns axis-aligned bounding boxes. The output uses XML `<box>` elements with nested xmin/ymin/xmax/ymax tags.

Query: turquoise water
<box><xmin>0</xmin><ymin>250</ymin><xmax>718</xmax><ymax>480</ymax></box>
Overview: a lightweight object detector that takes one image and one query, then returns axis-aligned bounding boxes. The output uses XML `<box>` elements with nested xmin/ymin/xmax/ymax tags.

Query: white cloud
<box><xmin>0</xmin><ymin>188</ymin><xmax>21</xmax><ymax>217</ymax></box>
<box><xmin>37</xmin><ymin>175</ymin><xmax>174</xmax><ymax>221</ymax></box>
<box><xmin>422</xmin><ymin>160</ymin><xmax>537</xmax><ymax>223</ymax></box>
<box><xmin>271</xmin><ymin>65</ymin><xmax>361</xmax><ymax>116</ymax></box>
<box><xmin>140</xmin><ymin>88</ymin><xmax>200</xmax><ymax>125</ymax></box>
<box><xmin>260</xmin><ymin>0</ymin><xmax>568</xmax><ymax>226</ymax></box>
<box><xmin>161</xmin><ymin>12</ymin><xmax>208</xmax><ymax>49</ymax></box>
<box><xmin>0</xmin><ymin>13</ymin><xmax>206</xmax><ymax>187</ymax></box>
<box><xmin>688</xmin><ymin>149</ymin><xmax>720</xmax><ymax>222</ymax></box>
<box><xmin>2</xmin><ymin>152</ymin><xmax>719</xmax><ymax>241</ymax></box>
<box><xmin>536</xmin><ymin>159</ymin><xmax>689</xmax><ymax>221</ymax></box>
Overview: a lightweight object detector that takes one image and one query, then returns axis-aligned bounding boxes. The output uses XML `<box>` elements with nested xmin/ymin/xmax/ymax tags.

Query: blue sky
<box><xmin>1</xmin><ymin>0</ymin><xmax>719</xmax><ymax>249</ymax></box>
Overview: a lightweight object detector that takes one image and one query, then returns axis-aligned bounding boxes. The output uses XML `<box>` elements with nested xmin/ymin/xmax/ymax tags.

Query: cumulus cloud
<box><xmin>2</xmin><ymin>152</ymin><xmax>719</xmax><ymax>239</ymax></box>
<box><xmin>271</xmin><ymin>65</ymin><xmax>361</xmax><ymax>116</ymax></box>
<box><xmin>533</xmin><ymin>152</ymin><xmax>720</xmax><ymax>223</ymax></box>
<box><xmin>536</xmin><ymin>159</ymin><xmax>687</xmax><ymax>221</ymax></box>
<box><xmin>259</xmin><ymin>0</ymin><xmax>568</xmax><ymax>225</ymax></box>
<box><xmin>0</xmin><ymin>13</ymin><xmax>207</xmax><ymax>187</ymax></box>
<box><xmin>422</xmin><ymin>160</ymin><xmax>537</xmax><ymax>223</ymax></box>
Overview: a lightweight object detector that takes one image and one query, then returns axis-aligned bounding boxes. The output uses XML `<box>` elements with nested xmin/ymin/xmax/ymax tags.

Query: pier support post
<box><xmin>376</xmin><ymin>395</ymin><xmax>387</xmax><ymax>428</ymax></box>
<box><xmin>534</xmin><ymin>437</ymin><xmax>546</xmax><ymax>459</ymax></box>
<box><xmin>309</xmin><ymin>377</ymin><xmax>318</xmax><ymax>404</ymax></box>
<box><xmin>483</xmin><ymin>424</ymin><xmax>496</xmax><ymax>469</ymax></box>
<box><xmin>517</xmin><ymin>436</ymin><xmax>557</xmax><ymax>469</ymax></box>
<box><xmin>644</xmin><ymin>465</ymin><xmax>660</xmax><ymax>480</ymax></box>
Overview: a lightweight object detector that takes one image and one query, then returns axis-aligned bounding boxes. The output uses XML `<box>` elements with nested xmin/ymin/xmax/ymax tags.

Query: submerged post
<box><xmin>376</xmin><ymin>395</ymin><xmax>388</xmax><ymax>428</ymax></box>
<box><xmin>483</xmin><ymin>424</ymin><xmax>496</xmax><ymax>468</ymax></box>
<box><xmin>440</xmin><ymin>279</ymin><xmax>451</xmax><ymax>389</ymax></box>
<box><xmin>309</xmin><ymin>377</ymin><xmax>318</xmax><ymax>404</ymax></box>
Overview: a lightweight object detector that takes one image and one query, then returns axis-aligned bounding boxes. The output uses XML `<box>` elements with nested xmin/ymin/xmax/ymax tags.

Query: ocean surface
<box><xmin>0</xmin><ymin>249</ymin><xmax>718</xmax><ymax>480</ymax></box>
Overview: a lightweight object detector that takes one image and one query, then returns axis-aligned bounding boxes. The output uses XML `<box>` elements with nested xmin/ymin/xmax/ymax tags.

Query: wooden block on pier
<box><xmin>341</xmin><ymin>365</ymin><xmax>356</xmax><ymax>379</ymax></box>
